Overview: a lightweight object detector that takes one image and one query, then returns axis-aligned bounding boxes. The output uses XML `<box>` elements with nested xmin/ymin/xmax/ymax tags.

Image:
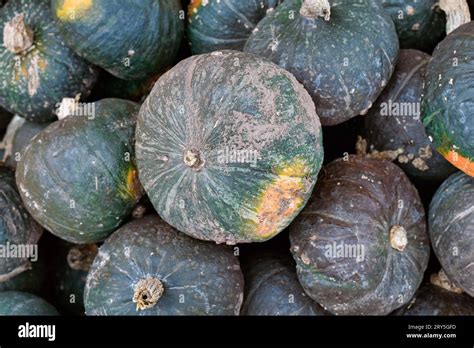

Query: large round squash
<box><xmin>187</xmin><ymin>0</ymin><xmax>282</xmax><ymax>54</ymax></box>
<box><xmin>136</xmin><ymin>50</ymin><xmax>323</xmax><ymax>245</ymax></box>
<box><xmin>0</xmin><ymin>0</ymin><xmax>98</xmax><ymax>122</ymax></box>
<box><xmin>0</xmin><ymin>166</ymin><xmax>42</xmax><ymax>283</ymax></box>
<box><xmin>51</xmin><ymin>0</ymin><xmax>184</xmax><ymax>80</ymax></box>
<box><xmin>16</xmin><ymin>98</ymin><xmax>143</xmax><ymax>244</ymax></box>
<box><xmin>362</xmin><ymin>49</ymin><xmax>456</xmax><ymax>182</ymax></box>
<box><xmin>0</xmin><ymin>291</ymin><xmax>58</xmax><ymax>315</ymax></box>
<box><xmin>422</xmin><ymin>21</ymin><xmax>474</xmax><ymax>177</ymax></box>
<box><xmin>429</xmin><ymin>172</ymin><xmax>474</xmax><ymax>296</ymax></box>
<box><xmin>290</xmin><ymin>155</ymin><xmax>430</xmax><ymax>315</ymax></box>
<box><xmin>244</xmin><ymin>0</ymin><xmax>399</xmax><ymax>126</ymax></box>
<box><xmin>84</xmin><ymin>215</ymin><xmax>244</xmax><ymax>315</ymax></box>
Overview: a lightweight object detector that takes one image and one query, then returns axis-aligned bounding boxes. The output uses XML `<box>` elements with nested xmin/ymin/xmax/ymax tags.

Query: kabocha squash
<box><xmin>0</xmin><ymin>291</ymin><xmax>58</xmax><ymax>315</ymax></box>
<box><xmin>0</xmin><ymin>0</ymin><xmax>98</xmax><ymax>122</ymax></box>
<box><xmin>362</xmin><ymin>49</ymin><xmax>456</xmax><ymax>182</ymax></box>
<box><xmin>16</xmin><ymin>98</ymin><xmax>143</xmax><ymax>244</ymax></box>
<box><xmin>0</xmin><ymin>166</ymin><xmax>42</xmax><ymax>284</ymax></box>
<box><xmin>381</xmin><ymin>0</ymin><xmax>471</xmax><ymax>53</ymax></box>
<box><xmin>52</xmin><ymin>0</ymin><xmax>184</xmax><ymax>80</ymax></box>
<box><xmin>52</xmin><ymin>240</ymin><xmax>98</xmax><ymax>315</ymax></box>
<box><xmin>136</xmin><ymin>50</ymin><xmax>323</xmax><ymax>245</ymax></box>
<box><xmin>290</xmin><ymin>156</ymin><xmax>430</xmax><ymax>315</ymax></box>
<box><xmin>422</xmin><ymin>21</ymin><xmax>474</xmax><ymax>177</ymax></box>
<box><xmin>84</xmin><ymin>215</ymin><xmax>244</xmax><ymax>315</ymax></box>
<box><xmin>0</xmin><ymin>252</ymin><xmax>46</xmax><ymax>294</ymax></box>
<box><xmin>244</xmin><ymin>0</ymin><xmax>399</xmax><ymax>126</ymax></box>
<box><xmin>187</xmin><ymin>0</ymin><xmax>282</xmax><ymax>54</ymax></box>
<box><xmin>0</xmin><ymin>116</ymin><xmax>50</xmax><ymax>169</ymax></box>
<box><xmin>429</xmin><ymin>172</ymin><xmax>474</xmax><ymax>296</ymax></box>
<box><xmin>241</xmin><ymin>255</ymin><xmax>327</xmax><ymax>315</ymax></box>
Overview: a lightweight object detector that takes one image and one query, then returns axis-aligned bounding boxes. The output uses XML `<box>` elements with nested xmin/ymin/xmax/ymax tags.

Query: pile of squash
<box><xmin>0</xmin><ymin>0</ymin><xmax>473</xmax><ymax>316</ymax></box>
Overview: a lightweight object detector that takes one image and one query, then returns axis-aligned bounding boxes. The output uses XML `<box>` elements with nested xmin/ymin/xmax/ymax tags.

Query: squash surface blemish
<box><xmin>56</xmin><ymin>0</ymin><xmax>93</xmax><ymax>21</ymax></box>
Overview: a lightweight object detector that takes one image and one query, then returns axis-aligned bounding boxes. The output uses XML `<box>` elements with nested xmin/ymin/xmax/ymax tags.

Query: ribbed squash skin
<box><xmin>187</xmin><ymin>0</ymin><xmax>282</xmax><ymax>54</ymax></box>
<box><xmin>16</xmin><ymin>99</ymin><xmax>142</xmax><ymax>244</ymax></box>
<box><xmin>382</xmin><ymin>0</ymin><xmax>446</xmax><ymax>53</ymax></box>
<box><xmin>290</xmin><ymin>156</ymin><xmax>430</xmax><ymax>315</ymax></box>
<box><xmin>51</xmin><ymin>0</ymin><xmax>184</xmax><ymax>80</ymax></box>
<box><xmin>422</xmin><ymin>21</ymin><xmax>474</xmax><ymax>177</ymax></box>
<box><xmin>244</xmin><ymin>0</ymin><xmax>399</xmax><ymax>126</ymax></box>
<box><xmin>395</xmin><ymin>285</ymin><xmax>474</xmax><ymax>315</ymax></box>
<box><xmin>429</xmin><ymin>172</ymin><xmax>474</xmax><ymax>296</ymax></box>
<box><xmin>84</xmin><ymin>215</ymin><xmax>244</xmax><ymax>315</ymax></box>
<box><xmin>0</xmin><ymin>167</ymin><xmax>42</xmax><ymax>281</ymax></box>
<box><xmin>241</xmin><ymin>255</ymin><xmax>327</xmax><ymax>315</ymax></box>
<box><xmin>136</xmin><ymin>50</ymin><xmax>323</xmax><ymax>245</ymax></box>
<box><xmin>0</xmin><ymin>291</ymin><xmax>58</xmax><ymax>315</ymax></box>
<box><xmin>363</xmin><ymin>49</ymin><xmax>456</xmax><ymax>182</ymax></box>
<box><xmin>0</xmin><ymin>0</ymin><xmax>97</xmax><ymax>122</ymax></box>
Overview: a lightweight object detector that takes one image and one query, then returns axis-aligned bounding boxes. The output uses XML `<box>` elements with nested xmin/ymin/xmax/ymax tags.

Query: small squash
<box><xmin>244</xmin><ymin>0</ymin><xmax>399</xmax><ymax>126</ymax></box>
<box><xmin>16</xmin><ymin>98</ymin><xmax>143</xmax><ymax>244</ymax></box>
<box><xmin>290</xmin><ymin>155</ymin><xmax>430</xmax><ymax>315</ymax></box>
<box><xmin>0</xmin><ymin>0</ymin><xmax>98</xmax><ymax>122</ymax></box>
<box><xmin>0</xmin><ymin>291</ymin><xmax>58</xmax><ymax>315</ymax></box>
<box><xmin>381</xmin><ymin>0</ymin><xmax>471</xmax><ymax>53</ymax></box>
<box><xmin>51</xmin><ymin>0</ymin><xmax>184</xmax><ymax>80</ymax></box>
<box><xmin>84</xmin><ymin>215</ymin><xmax>244</xmax><ymax>315</ymax></box>
<box><xmin>136</xmin><ymin>50</ymin><xmax>323</xmax><ymax>244</ymax></box>
<box><xmin>422</xmin><ymin>21</ymin><xmax>474</xmax><ymax>177</ymax></box>
<box><xmin>0</xmin><ymin>166</ymin><xmax>42</xmax><ymax>283</ymax></box>
<box><xmin>362</xmin><ymin>49</ymin><xmax>456</xmax><ymax>182</ymax></box>
<box><xmin>429</xmin><ymin>172</ymin><xmax>474</xmax><ymax>296</ymax></box>
<box><xmin>187</xmin><ymin>0</ymin><xmax>282</xmax><ymax>54</ymax></box>
<box><xmin>241</xmin><ymin>254</ymin><xmax>327</xmax><ymax>315</ymax></box>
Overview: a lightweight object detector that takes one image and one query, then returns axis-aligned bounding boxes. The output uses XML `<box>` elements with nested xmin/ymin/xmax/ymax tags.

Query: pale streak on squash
<box><xmin>56</xmin><ymin>0</ymin><xmax>93</xmax><ymax>21</ymax></box>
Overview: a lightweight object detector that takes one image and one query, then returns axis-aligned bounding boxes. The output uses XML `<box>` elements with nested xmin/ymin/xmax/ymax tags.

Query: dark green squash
<box><xmin>0</xmin><ymin>251</ymin><xmax>46</xmax><ymax>295</ymax></box>
<box><xmin>0</xmin><ymin>166</ymin><xmax>42</xmax><ymax>284</ymax></box>
<box><xmin>244</xmin><ymin>0</ymin><xmax>399</xmax><ymax>126</ymax></box>
<box><xmin>362</xmin><ymin>49</ymin><xmax>456</xmax><ymax>182</ymax></box>
<box><xmin>0</xmin><ymin>291</ymin><xmax>58</xmax><ymax>315</ymax></box>
<box><xmin>187</xmin><ymin>0</ymin><xmax>282</xmax><ymax>54</ymax></box>
<box><xmin>16</xmin><ymin>98</ymin><xmax>143</xmax><ymax>244</ymax></box>
<box><xmin>429</xmin><ymin>172</ymin><xmax>474</xmax><ymax>296</ymax></box>
<box><xmin>84</xmin><ymin>215</ymin><xmax>244</xmax><ymax>315</ymax></box>
<box><xmin>52</xmin><ymin>240</ymin><xmax>97</xmax><ymax>315</ymax></box>
<box><xmin>136</xmin><ymin>50</ymin><xmax>323</xmax><ymax>245</ymax></box>
<box><xmin>241</xmin><ymin>254</ymin><xmax>327</xmax><ymax>315</ymax></box>
<box><xmin>422</xmin><ymin>21</ymin><xmax>474</xmax><ymax>177</ymax></box>
<box><xmin>381</xmin><ymin>0</ymin><xmax>471</xmax><ymax>53</ymax></box>
<box><xmin>51</xmin><ymin>0</ymin><xmax>184</xmax><ymax>81</ymax></box>
<box><xmin>0</xmin><ymin>0</ymin><xmax>98</xmax><ymax>122</ymax></box>
<box><xmin>289</xmin><ymin>155</ymin><xmax>430</xmax><ymax>315</ymax></box>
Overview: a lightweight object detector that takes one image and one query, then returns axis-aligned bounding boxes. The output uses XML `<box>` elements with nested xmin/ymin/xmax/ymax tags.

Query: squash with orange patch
<box><xmin>0</xmin><ymin>0</ymin><xmax>98</xmax><ymax>122</ymax></box>
<box><xmin>136</xmin><ymin>50</ymin><xmax>323</xmax><ymax>244</ymax></box>
<box><xmin>16</xmin><ymin>99</ymin><xmax>143</xmax><ymax>243</ymax></box>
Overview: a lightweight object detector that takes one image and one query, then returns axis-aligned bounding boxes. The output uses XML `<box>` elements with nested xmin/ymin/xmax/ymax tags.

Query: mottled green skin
<box><xmin>244</xmin><ymin>0</ymin><xmax>399</xmax><ymax>126</ymax></box>
<box><xmin>84</xmin><ymin>215</ymin><xmax>244</xmax><ymax>315</ymax></box>
<box><xmin>290</xmin><ymin>156</ymin><xmax>430</xmax><ymax>315</ymax></box>
<box><xmin>16</xmin><ymin>99</ymin><xmax>142</xmax><ymax>244</ymax></box>
<box><xmin>429</xmin><ymin>172</ymin><xmax>474</xmax><ymax>296</ymax></box>
<box><xmin>52</xmin><ymin>0</ymin><xmax>184</xmax><ymax>81</ymax></box>
<box><xmin>363</xmin><ymin>49</ymin><xmax>456</xmax><ymax>182</ymax></box>
<box><xmin>0</xmin><ymin>255</ymin><xmax>46</xmax><ymax>294</ymax></box>
<box><xmin>382</xmin><ymin>0</ymin><xmax>446</xmax><ymax>53</ymax></box>
<box><xmin>0</xmin><ymin>291</ymin><xmax>58</xmax><ymax>315</ymax></box>
<box><xmin>0</xmin><ymin>0</ymin><xmax>98</xmax><ymax>122</ymax></box>
<box><xmin>422</xmin><ymin>22</ymin><xmax>474</xmax><ymax>166</ymax></box>
<box><xmin>188</xmin><ymin>0</ymin><xmax>282</xmax><ymax>54</ymax></box>
<box><xmin>0</xmin><ymin>167</ymin><xmax>42</xmax><ymax>277</ymax></box>
<box><xmin>241</xmin><ymin>255</ymin><xmax>327</xmax><ymax>315</ymax></box>
<box><xmin>136</xmin><ymin>50</ymin><xmax>323</xmax><ymax>245</ymax></box>
<box><xmin>395</xmin><ymin>284</ymin><xmax>474</xmax><ymax>315</ymax></box>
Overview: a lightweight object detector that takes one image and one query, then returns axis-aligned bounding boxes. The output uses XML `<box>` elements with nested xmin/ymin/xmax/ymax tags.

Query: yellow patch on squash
<box><xmin>56</xmin><ymin>0</ymin><xmax>92</xmax><ymax>21</ymax></box>
<box><xmin>250</xmin><ymin>159</ymin><xmax>310</xmax><ymax>239</ymax></box>
<box><xmin>188</xmin><ymin>0</ymin><xmax>205</xmax><ymax>17</ymax></box>
<box><xmin>442</xmin><ymin>149</ymin><xmax>474</xmax><ymax>177</ymax></box>
<box><xmin>125</xmin><ymin>167</ymin><xmax>142</xmax><ymax>201</ymax></box>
